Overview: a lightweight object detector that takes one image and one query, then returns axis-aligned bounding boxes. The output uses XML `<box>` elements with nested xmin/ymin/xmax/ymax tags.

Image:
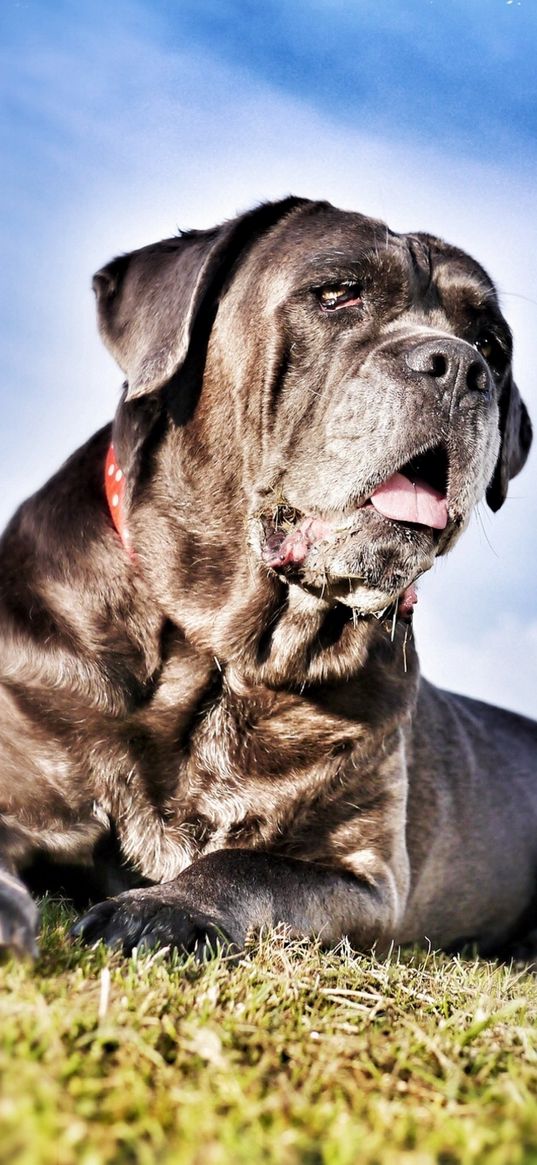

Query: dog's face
<box><xmin>94</xmin><ymin>198</ymin><xmax>531</xmax><ymax>617</ymax></box>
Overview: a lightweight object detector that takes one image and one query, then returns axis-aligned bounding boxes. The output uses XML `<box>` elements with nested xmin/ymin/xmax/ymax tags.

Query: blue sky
<box><xmin>1</xmin><ymin>0</ymin><xmax>536</xmax><ymax>714</ymax></box>
<box><xmin>159</xmin><ymin>0</ymin><xmax>537</xmax><ymax>162</ymax></box>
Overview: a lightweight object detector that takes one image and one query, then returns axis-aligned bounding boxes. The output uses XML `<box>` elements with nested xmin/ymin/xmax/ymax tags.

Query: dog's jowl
<box><xmin>0</xmin><ymin>197</ymin><xmax>535</xmax><ymax>959</ymax></box>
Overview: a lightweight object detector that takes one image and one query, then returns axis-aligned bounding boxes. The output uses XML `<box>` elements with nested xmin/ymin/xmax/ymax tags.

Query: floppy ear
<box><xmin>93</xmin><ymin>197</ymin><xmax>308</xmax><ymax>401</ymax></box>
<box><xmin>486</xmin><ymin>373</ymin><xmax>532</xmax><ymax>511</ymax></box>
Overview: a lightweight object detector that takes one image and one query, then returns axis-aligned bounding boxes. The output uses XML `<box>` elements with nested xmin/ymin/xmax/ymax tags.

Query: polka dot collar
<box><xmin>105</xmin><ymin>444</ymin><xmax>132</xmax><ymax>555</ymax></box>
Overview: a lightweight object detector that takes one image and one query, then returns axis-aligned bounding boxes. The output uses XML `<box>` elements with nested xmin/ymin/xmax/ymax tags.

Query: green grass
<box><xmin>1</xmin><ymin>899</ymin><xmax>536</xmax><ymax>1165</ymax></box>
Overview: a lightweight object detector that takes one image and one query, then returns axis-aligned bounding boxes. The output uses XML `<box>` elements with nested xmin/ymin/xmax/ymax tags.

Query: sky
<box><xmin>1</xmin><ymin>0</ymin><xmax>536</xmax><ymax>715</ymax></box>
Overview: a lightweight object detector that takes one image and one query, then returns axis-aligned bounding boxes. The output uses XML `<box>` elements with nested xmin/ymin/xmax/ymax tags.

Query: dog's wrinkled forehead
<box><xmin>239</xmin><ymin>206</ymin><xmax>500</xmax><ymax>319</ymax></box>
<box><xmin>403</xmin><ymin>232</ymin><xmax>505</xmax><ymax>324</ymax></box>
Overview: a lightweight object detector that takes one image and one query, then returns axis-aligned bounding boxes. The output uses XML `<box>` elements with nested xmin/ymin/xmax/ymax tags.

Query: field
<box><xmin>1</xmin><ymin>899</ymin><xmax>536</xmax><ymax>1165</ymax></box>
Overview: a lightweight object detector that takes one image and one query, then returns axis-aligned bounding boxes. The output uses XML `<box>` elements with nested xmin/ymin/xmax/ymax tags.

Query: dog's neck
<box><xmin>136</xmin><ymin>515</ymin><xmax>417</xmax><ymax>707</ymax></box>
<box><xmin>107</xmin><ymin>418</ymin><xmax>418</xmax><ymax>702</ymax></box>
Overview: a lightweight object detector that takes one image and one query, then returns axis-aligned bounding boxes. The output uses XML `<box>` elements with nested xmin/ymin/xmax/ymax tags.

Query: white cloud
<box><xmin>416</xmin><ymin>607</ymin><xmax>537</xmax><ymax>721</ymax></box>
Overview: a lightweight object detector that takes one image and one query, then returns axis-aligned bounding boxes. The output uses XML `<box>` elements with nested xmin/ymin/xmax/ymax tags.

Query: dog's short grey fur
<box><xmin>0</xmin><ymin>197</ymin><xmax>535</xmax><ymax>960</ymax></box>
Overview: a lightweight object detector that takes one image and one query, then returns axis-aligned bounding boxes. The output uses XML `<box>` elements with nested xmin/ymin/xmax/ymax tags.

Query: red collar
<box><xmin>105</xmin><ymin>444</ymin><xmax>132</xmax><ymax>555</ymax></box>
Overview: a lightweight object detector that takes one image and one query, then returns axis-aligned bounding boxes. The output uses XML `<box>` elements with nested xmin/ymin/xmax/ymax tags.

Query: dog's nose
<box><xmin>405</xmin><ymin>338</ymin><xmax>490</xmax><ymax>399</ymax></box>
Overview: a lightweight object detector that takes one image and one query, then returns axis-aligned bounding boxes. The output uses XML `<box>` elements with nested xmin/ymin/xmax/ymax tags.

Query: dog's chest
<box><xmin>122</xmin><ymin>679</ymin><xmax>382</xmax><ymax>883</ymax></box>
<box><xmin>184</xmin><ymin>687</ymin><xmax>350</xmax><ymax>833</ymax></box>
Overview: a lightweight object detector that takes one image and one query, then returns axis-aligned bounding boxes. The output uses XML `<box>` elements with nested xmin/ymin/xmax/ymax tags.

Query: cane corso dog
<box><xmin>0</xmin><ymin>196</ymin><xmax>535</xmax><ymax>960</ymax></box>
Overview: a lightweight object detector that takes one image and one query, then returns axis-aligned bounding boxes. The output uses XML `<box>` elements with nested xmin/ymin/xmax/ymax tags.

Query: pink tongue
<box><xmin>370</xmin><ymin>473</ymin><xmax>448</xmax><ymax>530</ymax></box>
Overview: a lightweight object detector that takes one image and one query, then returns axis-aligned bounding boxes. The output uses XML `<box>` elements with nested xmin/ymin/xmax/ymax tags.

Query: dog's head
<box><xmin>94</xmin><ymin>198</ymin><xmax>531</xmax><ymax>619</ymax></box>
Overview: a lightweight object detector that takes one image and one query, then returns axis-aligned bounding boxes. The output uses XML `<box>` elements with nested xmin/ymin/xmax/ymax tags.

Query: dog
<box><xmin>0</xmin><ymin>196</ymin><xmax>535</xmax><ymax>961</ymax></box>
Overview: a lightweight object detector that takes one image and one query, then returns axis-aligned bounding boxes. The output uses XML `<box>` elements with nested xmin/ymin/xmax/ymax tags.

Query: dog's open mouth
<box><xmin>261</xmin><ymin>444</ymin><xmax>449</xmax><ymax>572</ymax></box>
<box><xmin>367</xmin><ymin>446</ymin><xmax>449</xmax><ymax>529</ymax></box>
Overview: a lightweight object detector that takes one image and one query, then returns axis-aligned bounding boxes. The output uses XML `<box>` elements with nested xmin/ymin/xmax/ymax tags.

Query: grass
<box><xmin>0</xmin><ymin>900</ymin><xmax>536</xmax><ymax>1165</ymax></box>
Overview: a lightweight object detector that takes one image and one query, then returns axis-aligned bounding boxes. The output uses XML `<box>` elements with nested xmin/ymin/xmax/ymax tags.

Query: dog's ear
<box><xmin>93</xmin><ymin>198</ymin><xmax>308</xmax><ymax>401</ymax></box>
<box><xmin>486</xmin><ymin>373</ymin><xmax>532</xmax><ymax>511</ymax></box>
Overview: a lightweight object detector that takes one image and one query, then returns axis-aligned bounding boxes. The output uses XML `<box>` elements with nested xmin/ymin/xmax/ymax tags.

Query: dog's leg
<box><xmin>71</xmin><ymin>846</ymin><xmax>407</xmax><ymax>957</ymax></box>
<box><xmin>0</xmin><ymin>859</ymin><xmax>39</xmax><ymax>958</ymax></box>
<box><xmin>73</xmin><ymin>736</ymin><xmax>410</xmax><ymax>958</ymax></box>
<box><xmin>0</xmin><ymin>772</ymin><xmax>110</xmax><ymax>958</ymax></box>
<box><xmin>0</xmin><ymin>808</ymin><xmax>39</xmax><ymax>955</ymax></box>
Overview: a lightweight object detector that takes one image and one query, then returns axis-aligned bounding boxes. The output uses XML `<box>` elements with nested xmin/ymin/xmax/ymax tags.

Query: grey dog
<box><xmin>0</xmin><ymin>196</ymin><xmax>535</xmax><ymax>960</ymax></box>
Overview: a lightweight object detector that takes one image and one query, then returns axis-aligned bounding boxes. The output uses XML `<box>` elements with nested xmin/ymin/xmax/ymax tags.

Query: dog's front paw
<box><xmin>70</xmin><ymin>887</ymin><xmax>241</xmax><ymax>959</ymax></box>
<box><xmin>0</xmin><ymin>872</ymin><xmax>39</xmax><ymax>958</ymax></box>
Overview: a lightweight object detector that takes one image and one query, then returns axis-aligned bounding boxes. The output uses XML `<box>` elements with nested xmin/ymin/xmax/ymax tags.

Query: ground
<box><xmin>1</xmin><ymin>899</ymin><xmax>536</xmax><ymax>1165</ymax></box>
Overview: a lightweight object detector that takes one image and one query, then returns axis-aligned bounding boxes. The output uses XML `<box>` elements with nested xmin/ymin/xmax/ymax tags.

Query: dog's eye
<box><xmin>475</xmin><ymin>331</ymin><xmax>508</xmax><ymax>376</ymax></box>
<box><xmin>317</xmin><ymin>282</ymin><xmax>363</xmax><ymax>311</ymax></box>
